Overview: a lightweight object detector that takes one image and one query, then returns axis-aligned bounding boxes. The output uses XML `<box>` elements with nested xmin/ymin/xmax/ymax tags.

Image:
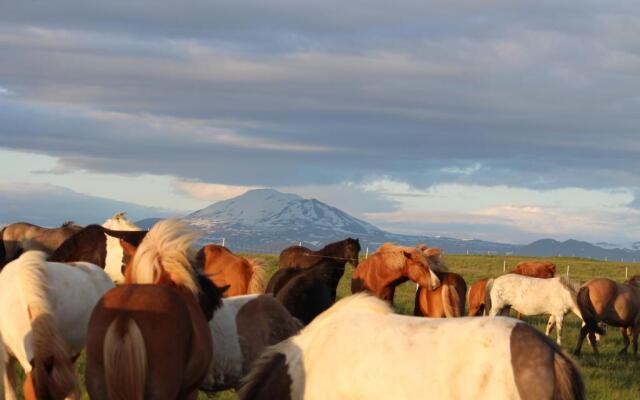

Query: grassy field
<box><xmin>15</xmin><ymin>254</ymin><xmax>640</xmax><ymax>399</ymax></box>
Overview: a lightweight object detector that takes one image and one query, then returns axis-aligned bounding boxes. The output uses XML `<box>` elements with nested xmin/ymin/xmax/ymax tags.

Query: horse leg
<box><xmin>554</xmin><ymin>314</ymin><xmax>564</xmax><ymax>345</ymax></box>
<box><xmin>633</xmin><ymin>325</ymin><xmax>639</xmax><ymax>357</ymax></box>
<box><xmin>573</xmin><ymin>325</ymin><xmax>589</xmax><ymax>355</ymax></box>
<box><xmin>587</xmin><ymin>331</ymin><xmax>599</xmax><ymax>355</ymax></box>
<box><xmin>545</xmin><ymin>315</ymin><xmax>556</xmax><ymax>336</ymax></box>
<box><xmin>3</xmin><ymin>356</ymin><xmax>19</xmax><ymax>400</ymax></box>
<box><xmin>620</xmin><ymin>327</ymin><xmax>630</xmax><ymax>355</ymax></box>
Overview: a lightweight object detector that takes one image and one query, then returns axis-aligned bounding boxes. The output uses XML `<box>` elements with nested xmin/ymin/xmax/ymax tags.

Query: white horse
<box><xmin>239</xmin><ymin>294</ymin><xmax>584</xmax><ymax>400</ymax></box>
<box><xmin>0</xmin><ymin>251</ymin><xmax>114</xmax><ymax>399</ymax></box>
<box><xmin>486</xmin><ymin>274</ymin><xmax>582</xmax><ymax>345</ymax></box>
<box><xmin>0</xmin><ymin>332</ymin><xmax>4</xmax><ymax>400</ymax></box>
<box><xmin>101</xmin><ymin>212</ymin><xmax>142</xmax><ymax>283</ymax></box>
<box><xmin>201</xmin><ymin>294</ymin><xmax>301</xmax><ymax>392</ymax></box>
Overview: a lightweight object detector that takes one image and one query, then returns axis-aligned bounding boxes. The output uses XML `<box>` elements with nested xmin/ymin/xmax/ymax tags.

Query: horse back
<box><xmin>278</xmin><ymin>246</ymin><xmax>318</xmax><ymax>269</ymax></box>
<box><xmin>266</xmin><ymin>268</ymin><xmax>304</xmax><ymax>296</ymax></box>
<box><xmin>198</xmin><ymin>244</ymin><xmax>251</xmax><ymax>296</ymax></box>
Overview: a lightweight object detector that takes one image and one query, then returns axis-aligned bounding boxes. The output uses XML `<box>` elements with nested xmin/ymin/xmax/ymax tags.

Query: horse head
<box><xmin>344</xmin><ymin>238</ymin><xmax>361</xmax><ymax>267</ymax></box>
<box><xmin>403</xmin><ymin>248</ymin><xmax>441</xmax><ymax>290</ymax></box>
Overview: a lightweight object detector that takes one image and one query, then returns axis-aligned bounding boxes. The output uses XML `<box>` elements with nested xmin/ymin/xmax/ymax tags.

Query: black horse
<box><xmin>278</xmin><ymin>238</ymin><xmax>360</xmax><ymax>271</ymax></box>
<box><xmin>266</xmin><ymin>258</ymin><xmax>346</xmax><ymax>325</ymax></box>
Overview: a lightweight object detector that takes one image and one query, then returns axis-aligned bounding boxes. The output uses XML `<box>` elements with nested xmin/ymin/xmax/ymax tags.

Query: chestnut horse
<box><xmin>351</xmin><ymin>243</ymin><xmax>441</xmax><ymax>305</ymax></box>
<box><xmin>279</xmin><ymin>238</ymin><xmax>360</xmax><ymax>270</ymax></box>
<box><xmin>239</xmin><ymin>294</ymin><xmax>585</xmax><ymax>400</ymax></box>
<box><xmin>512</xmin><ymin>260</ymin><xmax>556</xmax><ymax>278</ymax></box>
<box><xmin>413</xmin><ymin>246</ymin><xmax>467</xmax><ymax>317</ymax></box>
<box><xmin>196</xmin><ymin>244</ymin><xmax>266</xmax><ymax>297</ymax></box>
<box><xmin>85</xmin><ymin>220</ymin><xmax>225</xmax><ymax>400</ymax></box>
<box><xmin>574</xmin><ymin>276</ymin><xmax>640</xmax><ymax>356</ymax></box>
<box><xmin>467</xmin><ymin>278</ymin><xmax>491</xmax><ymax>316</ymax></box>
<box><xmin>0</xmin><ymin>221</ymin><xmax>82</xmax><ymax>268</ymax></box>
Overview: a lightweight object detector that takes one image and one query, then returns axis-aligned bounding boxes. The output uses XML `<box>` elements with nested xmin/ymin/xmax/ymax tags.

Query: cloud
<box><xmin>173</xmin><ymin>181</ymin><xmax>260</xmax><ymax>202</ymax></box>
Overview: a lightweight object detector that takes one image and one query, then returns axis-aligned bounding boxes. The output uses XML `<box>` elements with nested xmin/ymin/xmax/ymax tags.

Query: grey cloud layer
<box><xmin>1</xmin><ymin>1</ymin><xmax>639</xmax><ymax>191</ymax></box>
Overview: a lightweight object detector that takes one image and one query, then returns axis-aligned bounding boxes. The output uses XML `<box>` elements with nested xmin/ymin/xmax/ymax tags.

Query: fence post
<box><xmin>299</xmin><ymin>241</ymin><xmax>302</xmax><ymax>246</ymax></box>
<box><xmin>222</xmin><ymin>238</ymin><xmax>225</xmax><ymax>247</ymax></box>
<box><xmin>365</xmin><ymin>247</ymin><xmax>369</xmax><ymax>259</ymax></box>
<box><xmin>626</xmin><ymin>266</ymin><xmax>629</xmax><ymax>280</ymax></box>
<box><xmin>566</xmin><ymin>265</ymin><xmax>570</xmax><ymax>278</ymax></box>
<box><xmin>503</xmin><ymin>260</ymin><xmax>506</xmax><ymax>273</ymax></box>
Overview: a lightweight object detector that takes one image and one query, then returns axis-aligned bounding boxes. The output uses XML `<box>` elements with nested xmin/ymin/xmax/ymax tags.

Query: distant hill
<box><xmin>0</xmin><ymin>182</ymin><xmax>171</xmax><ymax>226</ymax></box>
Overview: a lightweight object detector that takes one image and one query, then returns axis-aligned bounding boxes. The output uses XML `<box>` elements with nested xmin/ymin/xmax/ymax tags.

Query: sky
<box><xmin>1</xmin><ymin>1</ymin><xmax>639</xmax><ymax>245</ymax></box>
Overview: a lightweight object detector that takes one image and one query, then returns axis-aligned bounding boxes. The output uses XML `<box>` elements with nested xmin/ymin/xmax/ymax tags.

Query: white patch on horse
<box><xmin>203</xmin><ymin>294</ymin><xmax>259</xmax><ymax>390</ymax></box>
<box><xmin>104</xmin><ymin>233</ymin><xmax>126</xmax><ymax>284</ymax></box>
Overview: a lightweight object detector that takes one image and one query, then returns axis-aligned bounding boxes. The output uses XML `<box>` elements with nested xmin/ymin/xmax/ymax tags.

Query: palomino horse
<box><xmin>574</xmin><ymin>276</ymin><xmax>640</xmax><ymax>355</ymax></box>
<box><xmin>266</xmin><ymin>259</ymin><xmax>343</xmax><ymax>324</ymax></box>
<box><xmin>467</xmin><ymin>278</ymin><xmax>490</xmax><ymax>316</ymax></box>
<box><xmin>486</xmin><ymin>274</ymin><xmax>582</xmax><ymax>345</ymax></box>
<box><xmin>196</xmin><ymin>244</ymin><xmax>266</xmax><ymax>297</ymax></box>
<box><xmin>0</xmin><ymin>251</ymin><xmax>114</xmax><ymax>399</ymax></box>
<box><xmin>100</xmin><ymin>212</ymin><xmax>144</xmax><ymax>282</ymax></box>
<box><xmin>512</xmin><ymin>260</ymin><xmax>556</xmax><ymax>278</ymax></box>
<box><xmin>239</xmin><ymin>294</ymin><xmax>585</xmax><ymax>400</ymax></box>
<box><xmin>201</xmin><ymin>294</ymin><xmax>302</xmax><ymax>392</ymax></box>
<box><xmin>48</xmin><ymin>224</ymin><xmax>148</xmax><ymax>283</ymax></box>
<box><xmin>413</xmin><ymin>246</ymin><xmax>467</xmax><ymax>318</ymax></box>
<box><xmin>351</xmin><ymin>243</ymin><xmax>441</xmax><ymax>305</ymax></box>
<box><xmin>279</xmin><ymin>238</ymin><xmax>360</xmax><ymax>270</ymax></box>
<box><xmin>0</xmin><ymin>221</ymin><xmax>82</xmax><ymax>268</ymax></box>
<box><xmin>85</xmin><ymin>220</ymin><xmax>225</xmax><ymax>400</ymax></box>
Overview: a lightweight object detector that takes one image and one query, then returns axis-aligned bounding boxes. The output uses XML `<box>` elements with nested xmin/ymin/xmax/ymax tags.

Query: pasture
<box><xmin>15</xmin><ymin>254</ymin><xmax>640</xmax><ymax>399</ymax></box>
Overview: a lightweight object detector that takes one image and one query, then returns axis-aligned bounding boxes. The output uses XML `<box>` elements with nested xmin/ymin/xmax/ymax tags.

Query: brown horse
<box><xmin>351</xmin><ymin>243</ymin><xmax>441</xmax><ymax>305</ymax></box>
<box><xmin>0</xmin><ymin>221</ymin><xmax>82</xmax><ymax>268</ymax></box>
<box><xmin>467</xmin><ymin>278</ymin><xmax>491</xmax><ymax>316</ymax></box>
<box><xmin>574</xmin><ymin>276</ymin><xmax>640</xmax><ymax>356</ymax></box>
<box><xmin>279</xmin><ymin>238</ymin><xmax>360</xmax><ymax>270</ymax></box>
<box><xmin>196</xmin><ymin>244</ymin><xmax>266</xmax><ymax>297</ymax></box>
<box><xmin>85</xmin><ymin>220</ymin><xmax>225</xmax><ymax>399</ymax></box>
<box><xmin>512</xmin><ymin>260</ymin><xmax>556</xmax><ymax>278</ymax></box>
<box><xmin>413</xmin><ymin>246</ymin><xmax>466</xmax><ymax>317</ymax></box>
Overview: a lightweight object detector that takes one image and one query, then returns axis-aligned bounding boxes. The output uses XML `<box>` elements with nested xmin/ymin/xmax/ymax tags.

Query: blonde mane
<box><xmin>129</xmin><ymin>219</ymin><xmax>200</xmax><ymax>295</ymax></box>
<box><xmin>375</xmin><ymin>243</ymin><xmax>427</xmax><ymax>271</ymax></box>
<box><xmin>557</xmin><ymin>275</ymin><xmax>580</xmax><ymax>293</ymax></box>
<box><xmin>245</xmin><ymin>257</ymin><xmax>267</xmax><ymax>294</ymax></box>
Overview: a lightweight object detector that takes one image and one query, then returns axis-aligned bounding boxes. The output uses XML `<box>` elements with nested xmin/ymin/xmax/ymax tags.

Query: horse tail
<box><xmin>238</xmin><ymin>343</ymin><xmax>295</xmax><ymax>400</ymax></box>
<box><xmin>17</xmin><ymin>251</ymin><xmax>80</xmax><ymax>399</ymax></box>
<box><xmin>553</xmin><ymin>347</ymin><xmax>586</xmax><ymax>400</ymax></box>
<box><xmin>483</xmin><ymin>278</ymin><xmax>494</xmax><ymax>315</ymax></box>
<box><xmin>577</xmin><ymin>286</ymin><xmax>605</xmax><ymax>335</ymax></box>
<box><xmin>246</xmin><ymin>257</ymin><xmax>267</xmax><ymax>294</ymax></box>
<box><xmin>441</xmin><ymin>284</ymin><xmax>458</xmax><ymax>318</ymax></box>
<box><xmin>103</xmin><ymin>317</ymin><xmax>147</xmax><ymax>400</ymax></box>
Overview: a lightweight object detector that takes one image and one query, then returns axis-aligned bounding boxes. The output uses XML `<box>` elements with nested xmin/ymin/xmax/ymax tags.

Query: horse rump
<box><xmin>576</xmin><ymin>286</ymin><xmax>606</xmax><ymax>335</ymax></box>
<box><xmin>238</xmin><ymin>346</ymin><xmax>294</xmax><ymax>400</ymax></box>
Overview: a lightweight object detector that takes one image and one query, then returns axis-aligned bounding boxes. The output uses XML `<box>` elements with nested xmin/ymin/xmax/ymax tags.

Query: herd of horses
<box><xmin>0</xmin><ymin>213</ymin><xmax>638</xmax><ymax>399</ymax></box>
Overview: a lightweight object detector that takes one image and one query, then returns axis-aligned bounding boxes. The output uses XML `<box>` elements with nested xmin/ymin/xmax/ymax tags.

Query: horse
<box><xmin>48</xmin><ymin>224</ymin><xmax>148</xmax><ymax>284</ymax></box>
<box><xmin>196</xmin><ymin>244</ymin><xmax>266</xmax><ymax>297</ymax></box>
<box><xmin>573</xmin><ymin>276</ymin><xmax>640</xmax><ymax>356</ymax></box>
<box><xmin>0</xmin><ymin>332</ymin><xmax>4</xmax><ymax>399</ymax></box>
<box><xmin>200</xmin><ymin>294</ymin><xmax>302</xmax><ymax>392</ymax></box>
<box><xmin>467</xmin><ymin>278</ymin><xmax>490</xmax><ymax>316</ymax></box>
<box><xmin>486</xmin><ymin>274</ymin><xmax>582</xmax><ymax>345</ymax></box>
<box><xmin>351</xmin><ymin>243</ymin><xmax>441</xmax><ymax>305</ymax></box>
<box><xmin>414</xmin><ymin>272</ymin><xmax>467</xmax><ymax>317</ymax></box>
<box><xmin>0</xmin><ymin>251</ymin><xmax>114</xmax><ymax>399</ymax></box>
<box><xmin>239</xmin><ymin>294</ymin><xmax>585</xmax><ymax>400</ymax></box>
<box><xmin>0</xmin><ymin>221</ymin><xmax>82</xmax><ymax>268</ymax></box>
<box><xmin>512</xmin><ymin>260</ymin><xmax>556</xmax><ymax>278</ymax></box>
<box><xmin>265</xmin><ymin>259</ymin><xmax>342</xmax><ymax>325</ymax></box>
<box><xmin>85</xmin><ymin>219</ymin><xmax>225</xmax><ymax>400</ymax></box>
<box><xmin>279</xmin><ymin>238</ymin><xmax>360</xmax><ymax>271</ymax></box>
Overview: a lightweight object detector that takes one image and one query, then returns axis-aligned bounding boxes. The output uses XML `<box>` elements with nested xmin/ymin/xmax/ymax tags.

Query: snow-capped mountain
<box><xmin>136</xmin><ymin>188</ymin><xmax>640</xmax><ymax>260</ymax></box>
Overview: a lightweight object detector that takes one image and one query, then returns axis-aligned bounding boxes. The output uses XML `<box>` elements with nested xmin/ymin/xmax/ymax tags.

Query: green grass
<box><xmin>14</xmin><ymin>254</ymin><xmax>640</xmax><ymax>399</ymax></box>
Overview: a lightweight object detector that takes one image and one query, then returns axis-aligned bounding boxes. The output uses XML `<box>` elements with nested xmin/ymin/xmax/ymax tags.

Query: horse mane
<box><xmin>129</xmin><ymin>219</ymin><xmax>200</xmax><ymax>295</ymax></box>
<box><xmin>418</xmin><ymin>245</ymin><xmax>449</xmax><ymax>273</ymax></box>
<box><xmin>60</xmin><ymin>221</ymin><xmax>76</xmax><ymax>228</ymax></box>
<box><xmin>245</xmin><ymin>257</ymin><xmax>267</xmax><ymax>294</ymax></box>
<box><xmin>318</xmin><ymin>238</ymin><xmax>360</xmax><ymax>256</ymax></box>
<box><xmin>375</xmin><ymin>243</ymin><xmax>426</xmax><ymax>271</ymax></box>
<box><xmin>103</xmin><ymin>212</ymin><xmax>141</xmax><ymax>231</ymax></box>
<box><xmin>111</xmin><ymin>211</ymin><xmax>127</xmax><ymax>220</ymax></box>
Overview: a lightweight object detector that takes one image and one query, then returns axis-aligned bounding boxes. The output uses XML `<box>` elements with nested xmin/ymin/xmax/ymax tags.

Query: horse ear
<box><xmin>402</xmin><ymin>250</ymin><xmax>413</xmax><ymax>260</ymax></box>
<box><xmin>120</xmin><ymin>239</ymin><xmax>137</xmax><ymax>257</ymax></box>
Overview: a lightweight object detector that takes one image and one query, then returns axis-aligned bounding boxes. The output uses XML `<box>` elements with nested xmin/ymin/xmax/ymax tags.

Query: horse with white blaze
<box><xmin>239</xmin><ymin>294</ymin><xmax>585</xmax><ymax>400</ymax></box>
